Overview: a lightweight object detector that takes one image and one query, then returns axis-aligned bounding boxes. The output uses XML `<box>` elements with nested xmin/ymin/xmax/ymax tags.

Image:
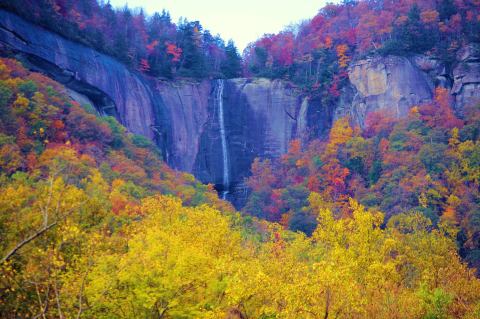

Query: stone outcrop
<box><xmin>0</xmin><ymin>9</ymin><xmax>156</xmax><ymax>139</ymax></box>
<box><xmin>340</xmin><ymin>56</ymin><xmax>434</xmax><ymax>126</ymax></box>
<box><xmin>153</xmin><ymin>80</ymin><xmax>212</xmax><ymax>173</ymax></box>
<box><xmin>452</xmin><ymin>44</ymin><xmax>480</xmax><ymax>111</ymax></box>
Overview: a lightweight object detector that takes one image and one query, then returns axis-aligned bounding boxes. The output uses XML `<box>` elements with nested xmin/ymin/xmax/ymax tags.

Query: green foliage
<box><xmin>419</xmin><ymin>286</ymin><xmax>453</xmax><ymax>319</ymax></box>
<box><xmin>102</xmin><ymin>116</ymin><xmax>125</xmax><ymax>148</ymax></box>
<box><xmin>438</xmin><ymin>0</ymin><xmax>457</xmax><ymax>21</ymax></box>
<box><xmin>221</xmin><ymin>40</ymin><xmax>242</xmax><ymax>78</ymax></box>
<box><xmin>368</xmin><ymin>160</ymin><xmax>382</xmax><ymax>184</ymax></box>
<box><xmin>0</xmin><ymin>133</ymin><xmax>15</xmax><ymax>146</ymax></box>
<box><xmin>0</xmin><ymin>81</ymin><xmax>12</xmax><ymax>109</ymax></box>
<box><xmin>382</xmin><ymin>5</ymin><xmax>437</xmax><ymax>56</ymax></box>
<box><xmin>419</xmin><ymin>143</ymin><xmax>448</xmax><ymax>174</ymax></box>
<box><xmin>131</xmin><ymin>133</ymin><xmax>152</xmax><ymax>148</ymax></box>
<box><xmin>18</xmin><ymin>80</ymin><xmax>37</xmax><ymax>98</ymax></box>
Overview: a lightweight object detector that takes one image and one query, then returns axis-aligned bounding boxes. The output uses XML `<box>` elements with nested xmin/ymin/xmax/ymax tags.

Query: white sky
<box><xmin>108</xmin><ymin>0</ymin><xmax>338</xmax><ymax>52</ymax></box>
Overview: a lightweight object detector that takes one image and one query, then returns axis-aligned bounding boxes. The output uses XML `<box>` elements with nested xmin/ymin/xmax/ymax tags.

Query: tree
<box><xmin>420</xmin><ymin>87</ymin><xmax>463</xmax><ymax>130</ymax></box>
<box><xmin>166</xmin><ymin>42</ymin><xmax>182</xmax><ymax>62</ymax></box>
<box><xmin>382</xmin><ymin>4</ymin><xmax>437</xmax><ymax>55</ymax></box>
<box><xmin>177</xmin><ymin>20</ymin><xmax>207</xmax><ymax>78</ymax></box>
<box><xmin>336</xmin><ymin>44</ymin><xmax>350</xmax><ymax>68</ymax></box>
<box><xmin>221</xmin><ymin>40</ymin><xmax>242</xmax><ymax>78</ymax></box>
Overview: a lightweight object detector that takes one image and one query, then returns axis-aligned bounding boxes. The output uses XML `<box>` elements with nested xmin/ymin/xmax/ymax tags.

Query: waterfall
<box><xmin>215</xmin><ymin>79</ymin><xmax>230</xmax><ymax>199</ymax></box>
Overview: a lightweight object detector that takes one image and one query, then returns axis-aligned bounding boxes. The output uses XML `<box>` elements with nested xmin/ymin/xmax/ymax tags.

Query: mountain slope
<box><xmin>0</xmin><ymin>55</ymin><xmax>479</xmax><ymax>319</ymax></box>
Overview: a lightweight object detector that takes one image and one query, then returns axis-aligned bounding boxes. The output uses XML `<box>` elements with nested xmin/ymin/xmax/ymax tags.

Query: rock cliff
<box><xmin>1</xmin><ymin>9</ymin><xmax>479</xmax><ymax>203</ymax></box>
<box><xmin>452</xmin><ymin>44</ymin><xmax>480</xmax><ymax>112</ymax></box>
<box><xmin>339</xmin><ymin>47</ymin><xmax>480</xmax><ymax>126</ymax></box>
<box><xmin>192</xmin><ymin>79</ymin><xmax>323</xmax><ymax>198</ymax></box>
<box><xmin>0</xmin><ymin>9</ymin><xmax>318</xmax><ymax>201</ymax></box>
<box><xmin>337</xmin><ymin>56</ymin><xmax>434</xmax><ymax>126</ymax></box>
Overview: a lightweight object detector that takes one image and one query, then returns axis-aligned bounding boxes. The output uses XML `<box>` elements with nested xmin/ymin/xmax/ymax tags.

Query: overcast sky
<box><xmin>108</xmin><ymin>0</ymin><xmax>337</xmax><ymax>52</ymax></box>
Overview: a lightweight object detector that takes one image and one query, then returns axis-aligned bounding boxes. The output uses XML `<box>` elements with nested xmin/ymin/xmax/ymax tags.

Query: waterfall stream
<box><xmin>215</xmin><ymin>79</ymin><xmax>230</xmax><ymax>199</ymax></box>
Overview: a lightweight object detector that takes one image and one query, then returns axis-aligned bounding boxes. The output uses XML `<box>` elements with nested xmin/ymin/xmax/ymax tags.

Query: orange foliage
<box><xmin>335</xmin><ymin>44</ymin><xmax>350</xmax><ymax>68</ymax></box>
<box><xmin>0</xmin><ymin>144</ymin><xmax>23</xmax><ymax>174</ymax></box>
<box><xmin>246</xmin><ymin>158</ymin><xmax>277</xmax><ymax>192</ymax></box>
<box><xmin>324</xmin><ymin>36</ymin><xmax>332</xmax><ymax>48</ymax></box>
<box><xmin>166</xmin><ymin>42</ymin><xmax>182</xmax><ymax>62</ymax></box>
<box><xmin>146</xmin><ymin>40</ymin><xmax>159</xmax><ymax>54</ymax></box>
<box><xmin>364</xmin><ymin>111</ymin><xmax>396</xmax><ymax>138</ymax></box>
<box><xmin>421</xmin><ymin>10</ymin><xmax>440</xmax><ymax>23</ymax></box>
<box><xmin>138</xmin><ymin>58</ymin><xmax>150</xmax><ymax>72</ymax></box>
<box><xmin>328</xmin><ymin>117</ymin><xmax>353</xmax><ymax>148</ymax></box>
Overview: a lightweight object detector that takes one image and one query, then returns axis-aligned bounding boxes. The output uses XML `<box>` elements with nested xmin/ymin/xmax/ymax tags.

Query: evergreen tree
<box><xmin>438</xmin><ymin>0</ymin><xmax>457</xmax><ymax>21</ymax></box>
<box><xmin>382</xmin><ymin>4</ymin><xmax>436</xmax><ymax>55</ymax></box>
<box><xmin>221</xmin><ymin>40</ymin><xmax>242</xmax><ymax>78</ymax></box>
<box><xmin>177</xmin><ymin>20</ymin><xmax>207</xmax><ymax>78</ymax></box>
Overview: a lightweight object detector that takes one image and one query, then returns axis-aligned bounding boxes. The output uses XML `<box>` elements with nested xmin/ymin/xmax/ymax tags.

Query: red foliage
<box><xmin>419</xmin><ymin>87</ymin><xmax>464</xmax><ymax>130</ymax></box>
<box><xmin>138</xmin><ymin>58</ymin><xmax>150</xmax><ymax>72</ymax></box>
<box><xmin>364</xmin><ymin>111</ymin><xmax>397</xmax><ymax>138</ymax></box>
<box><xmin>166</xmin><ymin>43</ymin><xmax>182</xmax><ymax>62</ymax></box>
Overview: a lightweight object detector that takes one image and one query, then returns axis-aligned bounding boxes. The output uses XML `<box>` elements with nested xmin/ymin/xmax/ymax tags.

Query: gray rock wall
<box><xmin>0</xmin><ymin>9</ymin><xmax>156</xmax><ymax>139</ymax></box>
<box><xmin>339</xmin><ymin>56</ymin><xmax>434</xmax><ymax>126</ymax></box>
<box><xmin>0</xmin><ymin>10</ymin><xmax>317</xmax><ymax>194</ymax></box>
<box><xmin>192</xmin><ymin>78</ymin><xmax>317</xmax><ymax>188</ymax></box>
<box><xmin>453</xmin><ymin>44</ymin><xmax>480</xmax><ymax>111</ymax></box>
<box><xmin>339</xmin><ymin>48</ymin><xmax>480</xmax><ymax>127</ymax></box>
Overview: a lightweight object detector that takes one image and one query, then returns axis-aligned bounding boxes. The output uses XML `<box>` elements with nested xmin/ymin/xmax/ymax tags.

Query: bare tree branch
<box><xmin>1</xmin><ymin>221</ymin><xmax>58</xmax><ymax>264</ymax></box>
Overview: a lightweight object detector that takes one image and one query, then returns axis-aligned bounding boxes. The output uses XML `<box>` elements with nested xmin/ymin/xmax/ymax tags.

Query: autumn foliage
<box><xmin>244</xmin><ymin>0</ymin><xmax>480</xmax><ymax>106</ymax></box>
<box><xmin>0</xmin><ymin>0</ymin><xmax>242</xmax><ymax>79</ymax></box>
<box><xmin>243</xmin><ymin>88</ymin><xmax>480</xmax><ymax>273</ymax></box>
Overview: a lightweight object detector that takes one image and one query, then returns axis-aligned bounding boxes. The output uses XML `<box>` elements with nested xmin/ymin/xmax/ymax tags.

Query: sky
<box><xmin>108</xmin><ymin>0</ymin><xmax>337</xmax><ymax>52</ymax></box>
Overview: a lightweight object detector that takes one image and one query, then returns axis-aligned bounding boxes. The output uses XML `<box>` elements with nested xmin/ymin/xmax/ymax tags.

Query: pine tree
<box><xmin>221</xmin><ymin>40</ymin><xmax>242</xmax><ymax>78</ymax></box>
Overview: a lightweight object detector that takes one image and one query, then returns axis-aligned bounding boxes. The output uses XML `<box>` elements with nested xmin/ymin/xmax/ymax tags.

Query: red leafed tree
<box><xmin>246</xmin><ymin>158</ymin><xmax>277</xmax><ymax>192</ymax></box>
<box><xmin>364</xmin><ymin>110</ymin><xmax>396</xmax><ymax>138</ymax></box>
<box><xmin>146</xmin><ymin>40</ymin><xmax>159</xmax><ymax>55</ymax></box>
<box><xmin>420</xmin><ymin>87</ymin><xmax>463</xmax><ymax>130</ymax></box>
<box><xmin>166</xmin><ymin>43</ymin><xmax>182</xmax><ymax>62</ymax></box>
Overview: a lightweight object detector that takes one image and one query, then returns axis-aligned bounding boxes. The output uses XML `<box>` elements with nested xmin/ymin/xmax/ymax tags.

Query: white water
<box><xmin>216</xmin><ymin>79</ymin><xmax>230</xmax><ymax>199</ymax></box>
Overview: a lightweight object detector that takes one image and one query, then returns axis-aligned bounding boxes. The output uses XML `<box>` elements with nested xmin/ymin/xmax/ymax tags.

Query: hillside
<box><xmin>0</xmin><ymin>56</ymin><xmax>478</xmax><ymax>318</ymax></box>
<box><xmin>1</xmin><ymin>0</ymin><xmax>480</xmax><ymax>318</ymax></box>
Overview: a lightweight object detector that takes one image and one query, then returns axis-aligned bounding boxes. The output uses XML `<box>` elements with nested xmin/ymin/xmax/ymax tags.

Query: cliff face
<box><xmin>339</xmin><ymin>48</ymin><xmax>480</xmax><ymax>126</ymax></box>
<box><xmin>153</xmin><ymin>80</ymin><xmax>211</xmax><ymax>173</ymax></box>
<box><xmin>0</xmin><ymin>9</ymin><xmax>318</xmax><ymax>200</ymax></box>
<box><xmin>192</xmin><ymin>79</ymin><xmax>323</xmax><ymax>195</ymax></box>
<box><xmin>1</xmin><ymin>9</ymin><xmax>479</xmax><ymax>203</ymax></box>
<box><xmin>0</xmin><ymin>9</ymin><xmax>156</xmax><ymax>139</ymax></box>
<box><xmin>337</xmin><ymin>56</ymin><xmax>434</xmax><ymax>126</ymax></box>
<box><xmin>452</xmin><ymin>44</ymin><xmax>480</xmax><ymax>112</ymax></box>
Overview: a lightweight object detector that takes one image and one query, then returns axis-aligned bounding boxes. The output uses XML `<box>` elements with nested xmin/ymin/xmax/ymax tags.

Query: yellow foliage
<box><xmin>68</xmin><ymin>195</ymin><xmax>480</xmax><ymax>318</ymax></box>
<box><xmin>12</xmin><ymin>94</ymin><xmax>29</xmax><ymax>111</ymax></box>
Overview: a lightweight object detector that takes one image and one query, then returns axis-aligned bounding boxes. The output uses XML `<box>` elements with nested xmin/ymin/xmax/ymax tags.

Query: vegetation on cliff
<box><xmin>245</xmin><ymin>0</ymin><xmax>480</xmax><ymax>104</ymax></box>
<box><xmin>0</xmin><ymin>0</ymin><xmax>243</xmax><ymax>79</ymax></box>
